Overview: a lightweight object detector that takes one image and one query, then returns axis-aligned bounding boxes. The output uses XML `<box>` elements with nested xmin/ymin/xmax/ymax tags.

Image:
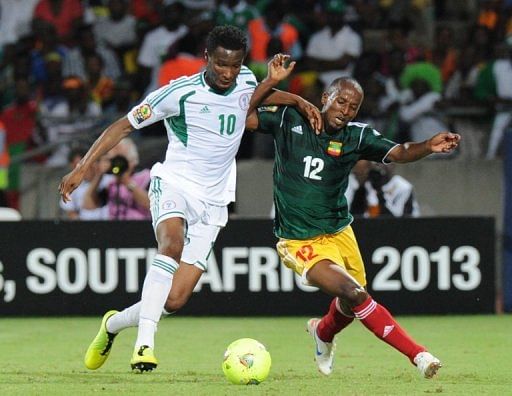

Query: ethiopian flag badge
<box><xmin>327</xmin><ymin>140</ymin><xmax>343</xmax><ymax>157</ymax></box>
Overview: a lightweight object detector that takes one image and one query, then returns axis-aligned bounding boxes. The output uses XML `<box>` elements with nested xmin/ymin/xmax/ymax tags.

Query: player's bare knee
<box><xmin>164</xmin><ymin>295</ymin><xmax>187</xmax><ymax>312</ymax></box>
<box><xmin>351</xmin><ymin>286</ymin><xmax>368</xmax><ymax>306</ymax></box>
<box><xmin>337</xmin><ymin>283</ymin><xmax>368</xmax><ymax>307</ymax></box>
<box><xmin>337</xmin><ymin>298</ymin><xmax>355</xmax><ymax>317</ymax></box>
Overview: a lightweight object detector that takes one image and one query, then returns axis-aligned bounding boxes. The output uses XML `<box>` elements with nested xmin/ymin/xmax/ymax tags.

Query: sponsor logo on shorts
<box><xmin>257</xmin><ymin>105</ymin><xmax>278</xmax><ymax>113</ymax></box>
<box><xmin>132</xmin><ymin>104</ymin><xmax>152</xmax><ymax>124</ymax></box>
<box><xmin>239</xmin><ymin>93</ymin><xmax>251</xmax><ymax>111</ymax></box>
<box><xmin>162</xmin><ymin>200</ymin><xmax>176</xmax><ymax>210</ymax></box>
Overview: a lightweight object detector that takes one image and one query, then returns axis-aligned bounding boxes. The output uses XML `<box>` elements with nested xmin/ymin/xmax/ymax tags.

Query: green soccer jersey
<box><xmin>257</xmin><ymin>106</ymin><xmax>398</xmax><ymax>240</ymax></box>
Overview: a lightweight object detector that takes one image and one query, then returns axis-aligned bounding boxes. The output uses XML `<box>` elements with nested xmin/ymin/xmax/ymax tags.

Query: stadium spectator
<box><xmin>214</xmin><ymin>0</ymin><xmax>259</xmax><ymax>31</ymax></box>
<box><xmin>0</xmin><ymin>0</ymin><xmax>39</xmax><ymax>50</ymax></box>
<box><xmin>30</xmin><ymin>23</ymin><xmax>68</xmax><ymax>84</ymax></box>
<box><xmin>345</xmin><ymin>159</ymin><xmax>379</xmax><ymax>217</ymax></box>
<box><xmin>137</xmin><ymin>1</ymin><xmax>189</xmax><ymax>93</ymax></box>
<box><xmin>63</xmin><ymin>23</ymin><xmax>121</xmax><ymax>82</ymax></box>
<box><xmin>93</xmin><ymin>0</ymin><xmax>138</xmax><ymax>55</ymax></box>
<box><xmin>58</xmin><ymin>26</ymin><xmax>318</xmax><ymax>373</ymax></box>
<box><xmin>477</xmin><ymin>0</ymin><xmax>500</xmax><ymax>31</ymax></box>
<box><xmin>357</xmin><ymin>74</ymin><xmax>387</xmax><ymax>132</ymax></box>
<box><xmin>0</xmin><ymin>121</ymin><xmax>9</xmax><ymax>207</ymax></box>
<box><xmin>59</xmin><ymin>145</ymin><xmax>112</xmax><ymax>220</ymax></box>
<box><xmin>247</xmin><ymin>4</ymin><xmax>302</xmax><ymax>63</ymax></box>
<box><xmin>157</xmin><ymin>32</ymin><xmax>206</xmax><ymax>87</ymax></box>
<box><xmin>245</xmin><ymin>76</ymin><xmax>459</xmax><ymax>378</ymax></box>
<box><xmin>33</xmin><ymin>0</ymin><xmax>84</xmax><ymax>45</ymax></box>
<box><xmin>37</xmin><ymin>52</ymin><xmax>65</xmax><ymax>113</ymax></box>
<box><xmin>484</xmin><ymin>41</ymin><xmax>512</xmax><ymax>159</ymax></box>
<box><xmin>303</xmin><ymin>0</ymin><xmax>362</xmax><ymax>87</ymax></box>
<box><xmin>398</xmin><ymin>76</ymin><xmax>448</xmax><ymax>145</ymax></box>
<box><xmin>40</xmin><ymin>76</ymin><xmax>101</xmax><ymax>167</ymax></box>
<box><xmin>444</xmin><ymin>46</ymin><xmax>484</xmax><ymax>102</ymax></box>
<box><xmin>82</xmin><ymin>137</ymin><xmax>150</xmax><ymax>220</ymax></box>
<box><xmin>130</xmin><ymin>0</ymin><xmax>163</xmax><ymax>28</ymax></box>
<box><xmin>101</xmin><ymin>79</ymin><xmax>137</xmax><ymax>127</ymax></box>
<box><xmin>376</xmin><ymin>49</ymin><xmax>408</xmax><ymax>141</ymax></box>
<box><xmin>383</xmin><ymin>20</ymin><xmax>424</xmax><ymax>65</ymax></box>
<box><xmin>366</xmin><ymin>163</ymin><xmax>420</xmax><ymax>217</ymax></box>
<box><xmin>84</xmin><ymin>53</ymin><xmax>115</xmax><ymax>107</ymax></box>
<box><xmin>0</xmin><ymin>77</ymin><xmax>38</xmax><ymax>209</ymax></box>
<box><xmin>0</xmin><ymin>43</ymin><xmax>32</xmax><ymax>111</ymax></box>
<box><xmin>428</xmin><ymin>26</ymin><xmax>459</xmax><ymax>84</ymax></box>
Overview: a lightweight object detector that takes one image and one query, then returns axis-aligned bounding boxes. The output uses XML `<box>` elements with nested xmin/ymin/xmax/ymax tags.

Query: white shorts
<box><xmin>149</xmin><ymin>177</ymin><xmax>228</xmax><ymax>271</ymax></box>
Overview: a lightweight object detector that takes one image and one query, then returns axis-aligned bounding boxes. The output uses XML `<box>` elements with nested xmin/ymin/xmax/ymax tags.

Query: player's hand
<box><xmin>296</xmin><ymin>99</ymin><xmax>323</xmax><ymax>134</ymax></box>
<box><xmin>59</xmin><ymin>168</ymin><xmax>86</xmax><ymax>203</ymax></box>
<box><xmin>267</xmin><ymin>54</ymin><xmax>296</xmax><ymax>84</ymax></box>
<box><xmin>428</xmin><ymin>132</ymin><xmax>461</xmax><ymax>153</ymax></box>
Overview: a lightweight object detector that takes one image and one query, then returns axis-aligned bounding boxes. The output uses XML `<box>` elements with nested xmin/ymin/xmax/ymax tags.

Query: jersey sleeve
<box><xmin>127</xmin><ymin>83</ymin><xmax>180</xmax><ymax>129</ymax></box>
<box><xmin>356</xmin><ymin>126</ymin><xmax>399</xmax><ymax>163</ymax></box>
<box><xmin>256</xmin><ymin>106</ymin><xmax>286</xmax><ymax>135</ymax></box>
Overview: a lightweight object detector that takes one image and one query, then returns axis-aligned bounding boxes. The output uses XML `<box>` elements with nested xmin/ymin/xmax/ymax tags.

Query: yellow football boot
<box><xmin>130</xmin><ymin>345</ymin><xmax>158</xmax><ymax>373</ymax></box>
<box><xmin>84</xmin><ymin>310</ymin><xmax>118</xmax><ymax>370</ymax></box>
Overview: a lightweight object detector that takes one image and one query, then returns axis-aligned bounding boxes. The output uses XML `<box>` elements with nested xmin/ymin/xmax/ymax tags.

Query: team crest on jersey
<box><xmin>162</xmin><ymin>200</ymin><xmax>176</xmax><ymax>210</ymax></box>
<box><xmin>327</xmin><ymin>141</ymin><xmax>343</xmax><ymax>157</ymax></box>
<box><xmin>239</xmin><ymin>93</ymin><xmax>251</xmax><ymax>110</ymax></box>
<box><xmin>132</xmin><ymin>104</ymin><xmax>152</xmax><ymax>124</ymax></box>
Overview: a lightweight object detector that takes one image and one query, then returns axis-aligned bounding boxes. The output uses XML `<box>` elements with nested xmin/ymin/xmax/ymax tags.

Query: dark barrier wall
<box><xmin>504</xmin><ymin>131</ymin><xmax>512</xmax><ymax>312</ymax></box>
<box><xmin>0</xmin><ymin>218</ymin><xmax>495</xmax><ymax>316</ymax></box>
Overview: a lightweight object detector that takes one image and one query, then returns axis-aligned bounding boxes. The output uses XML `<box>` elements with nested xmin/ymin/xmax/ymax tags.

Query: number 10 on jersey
<box><xmin>219</xmin><ymin>114</ymin><xmax>236</xmax><ymax>135</ymax></box>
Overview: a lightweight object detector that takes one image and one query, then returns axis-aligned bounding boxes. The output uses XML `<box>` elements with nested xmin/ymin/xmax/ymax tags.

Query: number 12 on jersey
<box><xmin>303</xmin><ymin>156</ymin><xmax>324</xmax><ymax>180</ymax></box>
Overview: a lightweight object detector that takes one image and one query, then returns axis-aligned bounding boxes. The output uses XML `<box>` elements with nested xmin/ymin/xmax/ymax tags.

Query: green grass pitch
<box><xmin>1</xmin><ymin>315</ymin><xmax>510</xmax><ymax>395</ymax></box>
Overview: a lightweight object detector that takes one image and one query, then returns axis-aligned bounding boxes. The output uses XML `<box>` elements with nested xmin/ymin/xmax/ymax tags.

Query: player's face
<box><xmin>204</xmin><ymin>46</ymin><xmax>245</xmax><ymax>91</ymax></box>
<box><xmin>321</xmin><ymin>83</ymin><xmax>363</xmax><ymax>132</ymax></box>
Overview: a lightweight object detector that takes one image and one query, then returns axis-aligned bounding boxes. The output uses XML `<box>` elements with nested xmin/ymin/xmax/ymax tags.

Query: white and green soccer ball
<box><xmin>222</xmin><ymin>338</ymin><xmax>271</xmax><ymax>385</ymax></box>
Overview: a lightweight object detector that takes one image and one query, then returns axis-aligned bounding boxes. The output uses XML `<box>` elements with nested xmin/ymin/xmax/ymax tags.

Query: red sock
<box><xmin>317</xmin><ymin>298</ymin><xmax>354</xmax><ymax>342</ymax></box>
<box><xmin>353</xmin><ymin>297</ymin><xmax>426</xmax><ymax>363</ymax></box>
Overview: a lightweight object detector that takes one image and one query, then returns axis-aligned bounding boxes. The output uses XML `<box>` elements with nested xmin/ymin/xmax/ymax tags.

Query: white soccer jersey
<box><xmin>127</xmin><ymin>66</ymin><xmax>257</xmax><ymax>205</ymax></box>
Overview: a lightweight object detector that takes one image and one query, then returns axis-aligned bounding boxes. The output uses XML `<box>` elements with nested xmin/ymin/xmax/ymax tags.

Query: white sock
<box><xmin>106</xmin><ymin>302</ymin><xmax>141</xmax><ymax>334</ymax></box>
<box><xmin>135</xmin><ymin>254</ymin><xmax>178</xmax><ymax>349</ymax></box>
<box><xmin>106</xmin><ymin>300</ymin><xmax>175</xmax><ymax>334</ymax></box>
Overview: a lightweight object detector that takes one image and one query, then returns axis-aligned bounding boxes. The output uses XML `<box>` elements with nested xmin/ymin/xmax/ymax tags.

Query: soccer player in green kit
<box><xmin>245</xmin><ymin>77</ymin><xmax>460</xmax><ymax>379</ymax></box>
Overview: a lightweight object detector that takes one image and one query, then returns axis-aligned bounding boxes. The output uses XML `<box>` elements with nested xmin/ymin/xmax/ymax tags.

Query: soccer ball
<box><xmin>222</xmin><ymin>338</ymin><xmax>271</xmax><ymax>385</ymax></box>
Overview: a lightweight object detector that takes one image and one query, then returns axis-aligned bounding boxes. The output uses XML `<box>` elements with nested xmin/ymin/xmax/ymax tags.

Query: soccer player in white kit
<box><xmin>59</xmin><ymin>25</ymin><xmax>320</xmax><ymax>373</ymax></box>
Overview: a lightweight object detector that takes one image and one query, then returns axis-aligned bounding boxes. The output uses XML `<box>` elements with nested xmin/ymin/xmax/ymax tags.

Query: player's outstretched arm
<box><xmin>261</xmin><ymin>91</ymin><xmax>322</xmax><ymax>133</ymax></box>
<box><xmin>387</xmin><ymin>132</ymin><xmax>461</xmax><ymax>163</ymax></box>
<box><xmin>246</xmin><ymin>53</ymin><xmax>322</xmax><ymax>132</ymax></box>
<box><xmin>247</xmin><ymin>53</ymin><xmax>296</xmax><ymax>116</ymax></box>
<box><xmin>58</xmin><ymin>117</ymin><xmax>134</xmax><ymax>202</ymax></box>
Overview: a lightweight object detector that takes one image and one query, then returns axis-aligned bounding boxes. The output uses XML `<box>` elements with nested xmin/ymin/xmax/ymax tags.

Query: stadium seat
<box><xmin>0</xmin><ymin>207</ymin><xmax>22</xmax><ymax>221</ymax></box>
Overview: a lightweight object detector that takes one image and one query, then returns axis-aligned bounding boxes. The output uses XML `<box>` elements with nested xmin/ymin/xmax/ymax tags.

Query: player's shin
<box><xmin>106</xmin><ymin>302</ymin><xmax>172</xmax><ymax>334</ymax></box>
<box><xmin>317</xmin><ymin>297</ymin><xmax>354</xmax><ymax>342</ymax></box>
<box><xmin>135</xmin><ymin>254</ymin><xmax>178</xmax><ymax>349</ymax></box>
<box><xmin>353</xmin><ymin>297</ymin><xmax>425</xmax><ymax>362</ymax></box>
<box><xmin>106</xmin><ymin>302</ymin><xmax>142</xmax><ymax>333</ymax></box>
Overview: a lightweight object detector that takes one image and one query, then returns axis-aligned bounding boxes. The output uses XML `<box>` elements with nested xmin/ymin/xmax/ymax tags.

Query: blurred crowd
<box><xmin>0</xmin><ymin>0</ymin><xmax>511</xmax><ymax>217</ymax></box>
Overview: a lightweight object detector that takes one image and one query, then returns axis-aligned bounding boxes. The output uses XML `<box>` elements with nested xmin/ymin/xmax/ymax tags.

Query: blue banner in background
<box><xmin>504</xmin><ymin>130</ymin><xmax>512</xmax><ymax>312</ymax></box>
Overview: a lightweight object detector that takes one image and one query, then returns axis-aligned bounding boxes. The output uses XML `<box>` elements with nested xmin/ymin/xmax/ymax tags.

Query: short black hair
<box><xmin>327</xmin><ymin>77</ymin><xmax>363</xmax><ymax>96</ymax></box>
<box><xmin>206</xmin><ymin>25</ymin><xmax>247</xmax><ymax>54</ymax></box>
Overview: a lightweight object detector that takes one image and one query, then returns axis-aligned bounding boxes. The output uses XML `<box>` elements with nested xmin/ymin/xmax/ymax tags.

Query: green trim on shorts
<box><xmin>155</xmin><ymin>211</ymin><xmax>186</xmax><ymax>223</ymax></box>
